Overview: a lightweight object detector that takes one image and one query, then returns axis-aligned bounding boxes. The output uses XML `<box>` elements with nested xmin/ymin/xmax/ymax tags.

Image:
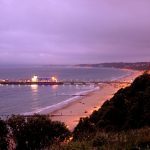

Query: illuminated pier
<box><xmin>0</xmin><ymin>75</ymin><xmax>131</xmax><ymax>86</ymax></box>
<box><xmin>0</xmin><ymin>76</ymin><xmax>62</xmax><ymax>85</ymax></box>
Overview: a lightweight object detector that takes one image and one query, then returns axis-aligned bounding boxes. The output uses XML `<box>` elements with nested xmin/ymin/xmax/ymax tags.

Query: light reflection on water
<box><xmin>31</xmin><ymin>85</ymin><xmax>39</xmax><ymax>111</ymax></box>
<box><xmin>31</xmin><ymin>84</ymin><xmax>38</xmax><ymax>93</ymax></box>
<box><xmin>52</xmin><ymin>85</ymin><xmax>58</xmax><ymax>90</ymax></box>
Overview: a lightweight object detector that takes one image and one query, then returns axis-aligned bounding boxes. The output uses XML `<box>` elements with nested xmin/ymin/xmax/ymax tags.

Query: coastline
<box><xmin>50</xmin><ymin>69</ymin><xmax>144</xmax><ymax>131</ymax></box>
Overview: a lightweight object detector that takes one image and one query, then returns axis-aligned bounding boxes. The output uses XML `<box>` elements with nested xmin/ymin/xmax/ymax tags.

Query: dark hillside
<box><xmin>74</xmin><ymin>73</ymin><xmax>150</xmax><ymax>138</ymax></box>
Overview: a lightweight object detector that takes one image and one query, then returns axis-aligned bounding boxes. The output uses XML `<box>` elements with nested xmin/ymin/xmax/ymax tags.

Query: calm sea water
<box><xmin>0</xmin><ymin>65</ymin><xmax>130</xmax><ymax>115</ymax></box>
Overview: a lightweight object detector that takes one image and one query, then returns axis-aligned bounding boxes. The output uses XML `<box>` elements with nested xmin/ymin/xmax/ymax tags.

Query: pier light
<box><xmin>31</xmin><ymin>84</ymin><xmax>38</xmax><ymax>92</ymax></box>
<box><xmin>31</xmin><ymin>75</ymin><xmax>38</xmax><ymax>82</ymax></box>
<box><xmin>51</xmin><ymin>76</ymin><xmax>58</xmax><ymax>82</ymax></box>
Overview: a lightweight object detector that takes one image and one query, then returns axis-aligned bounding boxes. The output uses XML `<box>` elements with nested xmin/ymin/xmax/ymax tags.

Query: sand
<box><xmin>50</xmin><ymin>70</ymin><xmax>144</xmax><ymax>131</ymax></box>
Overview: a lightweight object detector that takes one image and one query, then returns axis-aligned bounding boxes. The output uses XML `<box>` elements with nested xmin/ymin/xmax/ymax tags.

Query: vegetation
<box><xmin>73</xmin><ymin>73</ymin><xmax>150</xmax><ymax>139</ymax></box>
<box><xmin>48</xmin><ymin>127</ymin><xmax>150</xmax><ymax>150</ymax></box>
<box><xmin>0</xmin><ymin>115</ymin><xmax>71</xmax><ymax>150</ymax></box>
<box><xmin>0</xmin><ymin>119</ymin><xmax>9</xmax><ymax>150</ymax></box>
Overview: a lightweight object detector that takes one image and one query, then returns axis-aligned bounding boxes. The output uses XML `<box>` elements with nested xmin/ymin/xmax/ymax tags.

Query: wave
<box><xmin>23</xmin><ymin>86</ymin><xmax>100</xmax><ymax>115</ymax></box>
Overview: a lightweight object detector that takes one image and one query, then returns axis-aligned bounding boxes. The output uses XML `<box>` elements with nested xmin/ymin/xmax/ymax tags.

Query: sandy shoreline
<box><xmin>50</xmin><ymin>70</ymin><xmax>143</xmax><ymax>131</ymax></box>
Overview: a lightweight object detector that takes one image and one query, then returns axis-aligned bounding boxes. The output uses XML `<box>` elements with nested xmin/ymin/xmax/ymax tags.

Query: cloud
<box><xmin>0</xmin><ymin>0</ymin><xmax>150</xmax><ymax>64</ymax></box>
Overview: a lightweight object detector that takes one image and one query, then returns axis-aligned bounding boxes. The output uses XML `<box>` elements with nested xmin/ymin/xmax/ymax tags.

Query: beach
<box><xmin>50</xmin><ymin>70</ymin><xmax>144</xmax><ymax>131</ymax></box>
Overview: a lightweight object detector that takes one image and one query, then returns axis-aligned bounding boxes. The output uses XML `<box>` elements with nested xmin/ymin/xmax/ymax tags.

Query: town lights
<box><xmin>31</xmin><ymin>75</ymin><xmax>38</xmax><ymax>82</ymax></box>
<box><xmin>31</xmin><ymin>76</ymin><xmax>58</xmax><ymax>83</ymax></box>
<box><xmin>51</xmin><ymin>76</ymin><xmax>58</xmax><ymax>82</ymax></box>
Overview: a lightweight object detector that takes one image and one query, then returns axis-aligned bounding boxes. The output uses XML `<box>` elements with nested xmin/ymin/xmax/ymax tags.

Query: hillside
<box><xmin>74</xmin><ymin>73</ymin><xmax>150</xmax><ymax>137</ymax></box>
<box><xmin>76</xmin><ymin>62</ymin><xmax>150</xmax><ymax>70</ymax></box>
<box><xmin>50</xmin><ymin>73</ymin><xmax>150</xmax><ymax>149</ymax></box>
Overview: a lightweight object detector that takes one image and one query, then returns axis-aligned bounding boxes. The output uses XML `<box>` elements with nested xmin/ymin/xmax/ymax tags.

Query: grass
<box><xmin>44</xmin><ymin>127</ymin><xmax>150</xmax><ymax>150</ymax></box>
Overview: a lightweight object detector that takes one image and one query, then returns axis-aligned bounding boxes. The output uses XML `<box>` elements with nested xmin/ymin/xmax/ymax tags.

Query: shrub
<box><xmin>92</xmin><ymin>135</ymin><xmax>107</xmax><ymax>147</ymax></box>
<box><xmin>0</xmin><ymin>118</ymin><xmax>9</xmax><ymax>150</ymax></box>
<box><xmin>73</xmin><ymin>117</ymin><xmax>95</xmax><ymax>140</ymax></box>
<box><xmin>8</xmin><ymin>114</ymin><xmax>71</xmax><ymax>150</ymax></box>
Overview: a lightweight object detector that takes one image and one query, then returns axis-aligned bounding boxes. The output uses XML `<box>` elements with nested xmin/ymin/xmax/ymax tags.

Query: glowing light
<box><xmin>69</xmin><ymin>137</ymin><xmax>73</xmax><ymax>141</ymax></box>
<box><xmin>52</xmin><ymin>85</ymin><xmax>58</xmax><ymax>90</ymax></box>
<box><xmin>147</xmin><ymin>70</ymin><xmax>150</xmax><ymax>74</ymax></box>
<box><xmin>31</xmin><ymin>76</ymin><xmax>38</xmax><ymax>82</ymax></box>
<box><xmin>64</xmin><ymin>136</ymin><xmax>73</xmax><ymax>143</ymax></box>
<box><xmin>51</xmin><ymin>76</ymin><xmax>58</xmax><ymax>82</ymax></box>
<box><xmin>31</xmin><ymin>85</ymin><xmax>38</xmax><ymax>92</ymax></box>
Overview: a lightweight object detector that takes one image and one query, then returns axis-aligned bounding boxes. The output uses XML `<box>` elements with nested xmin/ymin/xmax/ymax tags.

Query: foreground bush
<box><xmin>5</xmin><ymin>114</ymin><xmax>70</xmax><ymax>150</ymax></box>
<box><xmin>0</xmin><ymin>115</ymin><xmax>71</xmax><ymax>150</ymax></box>
<box><xmin>0</xmin><ymin>118</ymin><xmax>9</xmax><ymax>150</ymax></box>
<box><xmin>48</xmin><ymin>127</ymin><xmax>150</xmax><ymax>150</ymax></box>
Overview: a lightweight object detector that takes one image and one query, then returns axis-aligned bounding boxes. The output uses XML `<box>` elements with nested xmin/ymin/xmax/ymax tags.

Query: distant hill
<box><xmin>76</xmin><ymin>62</ymin><xmax>150</xmax><ymax>70</ymax></box>
<box><xmin>74</xmin><ymin>73</ymin><xmax>150</xmax><ymax>138</ymax></box>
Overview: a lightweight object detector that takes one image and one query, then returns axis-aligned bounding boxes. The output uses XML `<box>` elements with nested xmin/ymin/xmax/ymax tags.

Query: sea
<box><xmin>0</xmin><ymin>65</ymin><xmax>131</xmax><ymax>115</ymax></box>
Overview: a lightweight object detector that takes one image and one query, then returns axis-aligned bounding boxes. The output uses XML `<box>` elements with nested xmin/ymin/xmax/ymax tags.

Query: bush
<box><xmin>60</xmin><ymin>141</ymin><xmax>92</xmax><ymax>150</ymax></box>
<box><xmin>92</xmin><ymin>135</ymin><xmax>107</xmax><ymax>147</ymax></box>
<box><xmin>73</xmin><ymin>117</ymin><xmax>95</xmax><ymax>140</ymax></box>
<box><xmin>7</xmin><ymin>114</ymin><xmax>71</xmax><ymax>150</ymax></box>
<box><xmin>0</xmin><ymin>118</ymin><xmax>9</xmax><ymax>150</ymax></box>
<box><xmin>58</xmin><ymin>128</ymin><xmax>150</xmax><ymax>150</ymax></box>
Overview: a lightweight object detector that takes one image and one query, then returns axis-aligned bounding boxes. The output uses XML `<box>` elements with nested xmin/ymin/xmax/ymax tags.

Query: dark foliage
<box><xmin>74</xmin><ymin>73</ymin><xmax>150</xmax><ymax>139</ymax></box>
<box><xmin>0</xmin><ymin>118</ymin><xmax>9</xmax><ymax>150</ymax></box>
<box><xmin>92</xmin><ymin>135</ymin><xmax>107</xmax><ymax>147</ymax></box>
<box><xmin>73</xmin><ymin>117</ymin><xmax>95</xmax><ymax>140</ymax></box>
<box><xmin>7</xmin><ymin>114</ymin><xmax>70</xmax><ymax>150</ymax></box>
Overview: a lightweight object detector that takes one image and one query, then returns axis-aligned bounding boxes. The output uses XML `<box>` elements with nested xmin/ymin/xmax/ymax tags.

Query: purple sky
<box><xmin>0</xmin><ymin>0</ymin><xmax>150</xmax><ymax>64</ymax></box>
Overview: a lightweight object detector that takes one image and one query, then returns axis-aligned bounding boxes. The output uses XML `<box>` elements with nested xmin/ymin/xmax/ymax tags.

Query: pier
<box><xmin>0</xmin><ymin>75</ymin><xmax>131</xmax><ymax>86</ymax></box>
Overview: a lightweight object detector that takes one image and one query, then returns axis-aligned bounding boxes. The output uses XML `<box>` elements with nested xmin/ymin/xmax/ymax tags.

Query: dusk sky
<box><xmin>0</xmin><ymin>0</ymin><xmax>150</xmax><ymax>64</ymax></box>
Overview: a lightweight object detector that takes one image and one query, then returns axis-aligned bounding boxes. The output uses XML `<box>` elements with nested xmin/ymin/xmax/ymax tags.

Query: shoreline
<box><xmin>50</xmin><ymin>70</ymin><xmax>144</xmax><ymax>131</ymax></box>
<box><xmin>22</xmin><ymin>86</ymin><xmax>100</xmax><ymax>115</ymax></box>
